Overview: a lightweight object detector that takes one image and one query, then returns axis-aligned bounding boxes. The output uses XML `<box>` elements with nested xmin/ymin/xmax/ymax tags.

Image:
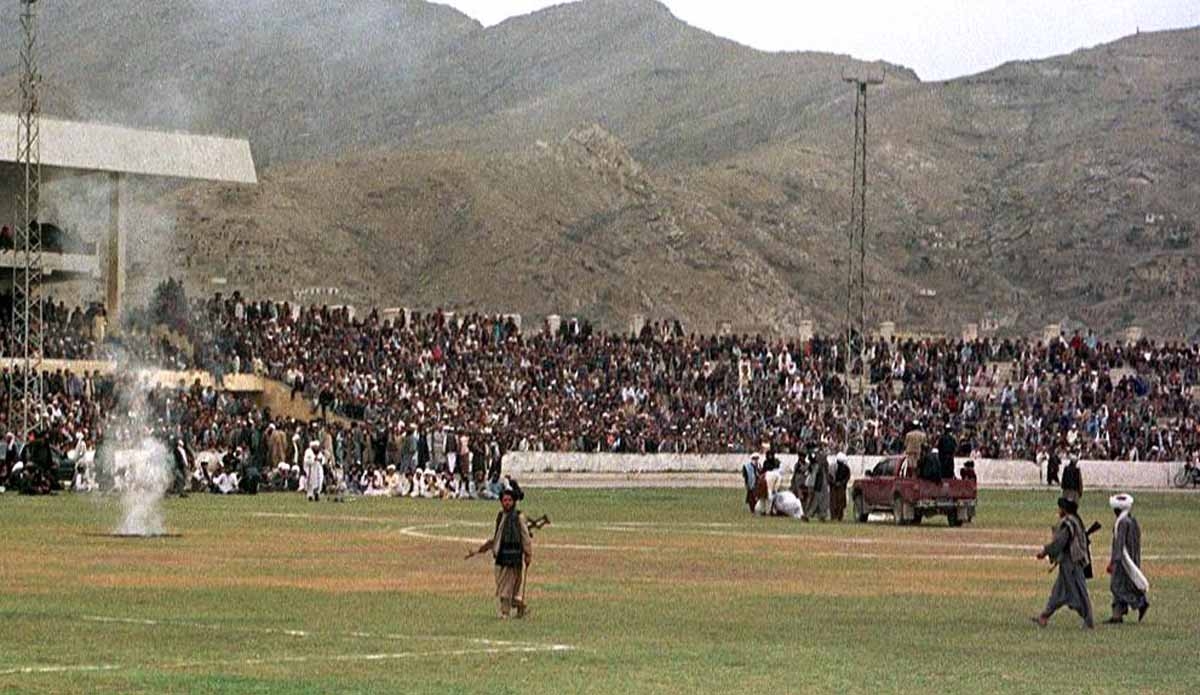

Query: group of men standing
<box><xmin>904</xmin><ymin>420</ymin><xmax>963</xmax><ymax>482</ymax></box>
<box><xmin>742</xmin><ymin>443</ymin><xmax>851</xmax><ymax>522</ymax></box>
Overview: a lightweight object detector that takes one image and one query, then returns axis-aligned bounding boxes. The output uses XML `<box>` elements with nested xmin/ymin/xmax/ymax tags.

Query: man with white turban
<box><xmin>303</xmin><ymin>441</ymin><xmax>324</xmax><ymax>502</ymax></box>
<box><xmin>1105</xmin><ymin>494</ymin><xmax>1149</xmax><ymax>623</ymax></box>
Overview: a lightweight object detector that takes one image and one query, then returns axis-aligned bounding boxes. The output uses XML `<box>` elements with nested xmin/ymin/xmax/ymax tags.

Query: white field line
<box><xmin>398</xmin><ymin>523</ymin><xmax>653</xmax><ymax>552</ymax></box>
<box><xmin>254</xmin><ymin>511</ymin><xmax>1036</xmax><ymax>552</ymax></box>
<box><xmin>812</xmin><ymin>551</ymin><xmax>1025</xmax><ymax>562</ymax></box>
<box><xmin>252</xmin><ymin>512</ymin><xmax>1200</xmax><ymax>562</ymax></box>
<box><xmin>252</xmin><ymin>512</ymin><xmax>653</xmax><ymax>552</ymax></box>
<box><xmin>0</xmin><ymin>615</ymin><xmax>574</xmax><ymax>678</ymax></box>
<box><xmin>79</xmin><ymin>615</ymin><xmax>524</xmax><ymax>644</ymax></box>
<box><xmin>0</xmin><ymin>664</ymin><xmax>123</xmax><ymax>676</ymax></box>
<box><xmin>0</xmin><ymin>645</ymin><xmax>574</xmax><ymax>678</ymax></box>
<box><xmin>253</xmin><ymin>512</ymin><xmax>387</xmax><ymax>524</ymax></box>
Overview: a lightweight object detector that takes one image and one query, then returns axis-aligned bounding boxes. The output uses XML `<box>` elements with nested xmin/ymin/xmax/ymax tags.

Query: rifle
<box><xmin>464</xmin><ymin>514</ymin><xmax>551</xmax><ymax>560</ymax></box>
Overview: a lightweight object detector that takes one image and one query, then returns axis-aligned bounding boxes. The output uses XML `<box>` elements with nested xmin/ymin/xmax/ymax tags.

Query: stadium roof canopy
<box><xmin>0</xmin><ymin>113</ymin><xmax>257</xmax><ymax>184</ymax></box>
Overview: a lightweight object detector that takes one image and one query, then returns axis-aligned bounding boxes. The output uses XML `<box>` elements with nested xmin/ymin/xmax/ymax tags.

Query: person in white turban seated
<box><xmin>1105</xmin><ymin>493</ymin><xmax>1150</xmax><ymax>624</ymax></box>
<box><xmin>754</xmin><ymin>467</ymin><xmax>807</xmax><ymax>521</ymax></box>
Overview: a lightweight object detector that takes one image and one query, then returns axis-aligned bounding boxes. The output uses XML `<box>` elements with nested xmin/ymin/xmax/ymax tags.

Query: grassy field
<box><xmin>1</xmin><ymin>487</ymin><xmax>1197</xmax><ymax>694</ymax></box>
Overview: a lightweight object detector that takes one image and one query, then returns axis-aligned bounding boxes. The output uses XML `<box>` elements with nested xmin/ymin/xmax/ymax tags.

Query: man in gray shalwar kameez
<box><xmin>1035</xmin><ymin>497</ymin><xmax>1094</xmax><ymax>629</ymax></box>
<box><xmin>805</xmin><ymin>444</ymin><xmax>830</xmax><ymax>522</ymax></box>
<box><xmin>1105</xmin><ymin>493</ymin><xmax>1149</xmax><ymax>624</ymax></box>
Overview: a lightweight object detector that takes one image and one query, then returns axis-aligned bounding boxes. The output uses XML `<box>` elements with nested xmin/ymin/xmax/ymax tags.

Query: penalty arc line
<box><xmin>255</xmin><ymin>512</ymin><xmax>1038</xmax><ymax>552</ymax></box>
<box><xmin>250</xmin><ymin>512</ymin><xmax>654</xmax><ymax>552</ymax></box>
<box><xmin>252</xmin><ymin>513</ymin><xmax>1200</xmax><ymax>561</ymax></box>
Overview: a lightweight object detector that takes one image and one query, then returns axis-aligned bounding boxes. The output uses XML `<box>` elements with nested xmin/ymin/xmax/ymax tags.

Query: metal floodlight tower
<box><xmin>10</xmin><ymin>0</ymin><xmax>44</xmax><ymax>438</ymax></box>
<box><xmin>841</xmin><ymin>70</ymin><xmax>883</xmax><ymax>455</ymax></box>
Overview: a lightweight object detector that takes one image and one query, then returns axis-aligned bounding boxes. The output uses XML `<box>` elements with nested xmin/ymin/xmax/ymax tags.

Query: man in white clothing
<box><xmin>304</xmin><ymin>441</ymin><xmax>324</xmax><ymax>502</ymax></box>
<box><xmin>214</xmin><ymin>464</ymin><xmax>238</xmax><ymax>494</ymax></box>
<box><xmin>756</xmin><ymin>469</ymin><xmax>806</xmax><ymax>520</ymax></box>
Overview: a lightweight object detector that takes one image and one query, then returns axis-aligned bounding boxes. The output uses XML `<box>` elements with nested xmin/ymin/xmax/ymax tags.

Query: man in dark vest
<box><xmin>1046</xmin><ymin>448</ymin><xmax>1062</xmax><ymax>486</ymax></box>
<box><xmin>937</xmin><ymin>426</ymin><xmax>957</xmax><ymax>480</ymax></box>
<box><xmin>1061</xmin><ymin>454</ymin><xmax>1083</xmax><ymax>503</ymax></box>
<box><xmin>1034</xmin><ymin>497</ymin><xmax>1094</xmax><ymax>629</ymax></box>
<box><xmin>830</xmin><ymin>452</ymin><xmax>851</xmax><ymax>521</ymax></box>
<box><xmin>468</xmin><ymin>488</ymin><xmax>533</xmax><ymax>619</ymax></box>
<box><xmin>742</xmin><ymin>453</ymin><xmax>760</xmax><ymax>512</ymax></box>
<box><xmin>919</xmin><ymin>447</ymin><xmax>943</xmax><ymax>482</ymax></box>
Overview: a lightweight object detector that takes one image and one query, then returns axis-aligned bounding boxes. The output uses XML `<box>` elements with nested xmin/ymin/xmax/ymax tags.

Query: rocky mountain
<box><xmin>3</xmin><ymin>0</ymin><xmax>1198</xmax><ymax>338</ymax></box>
<box><xmin>0</xmin><ymin>0</ymin><xmax>483</xmax><ymax>166</ymax></box>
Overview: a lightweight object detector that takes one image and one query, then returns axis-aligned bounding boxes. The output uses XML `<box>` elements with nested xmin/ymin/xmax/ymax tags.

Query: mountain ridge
<box><xmin>1</xmin><ymin>1</ymin><xmax>1197</xmax><ymax>338</ymax></box>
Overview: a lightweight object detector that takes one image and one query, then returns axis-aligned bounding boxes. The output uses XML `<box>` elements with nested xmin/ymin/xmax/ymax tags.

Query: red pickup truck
<box><xmin>850</xmin><ymin>456</ymin><xmax>977</xmax><ymax>526</ymax></box>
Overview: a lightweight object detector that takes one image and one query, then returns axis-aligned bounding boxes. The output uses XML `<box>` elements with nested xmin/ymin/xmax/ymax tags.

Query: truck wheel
<box><xmin>853</xmin><ymin>493</ymin><xmax>868</xmax><ymax>523</ymax></box>
<box><xmin>947</xmin><ymin>508</ymin><xmax>963</xmax><ymax>527</ymax></box>
<box><xmin>892</xmin><ymin>495</ymin><xmax>908</xmax><ymax>525</ymax></box>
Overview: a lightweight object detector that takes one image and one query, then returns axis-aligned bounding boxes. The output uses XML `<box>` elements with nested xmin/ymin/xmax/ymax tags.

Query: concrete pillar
<box><xmin>545</xmin><ymin>314</ymin><xmax>562</xmax><ymax>336</ymax></box>
<box><xmin>1124</xmin><ymin>326</ymin><xmax>1144</xmax><ymax>345</ymax></box>
<box><xmin>630</xmin><ymin>313</ymin><xmax>646</xmax><ymax>337</ymax></box>
<box><xmin>105</xmin><ymin>172</ymin><xmax>126</xmax><ymax>332</ymax></box>
<box><xmin>1042</xmin><ymin>323</ymin><xmax>1061</xmax><ymax>345</ymax></box>
<box><xmin>878</xmin><ymin>321</ymin><xmax>896</xmax><ymax>342</ymax></box>
<box><xmin>962</xmin><ymin>323</ymin><xmax>979</xmax><ymax>342</ymax></box>
<box><xmin>798</xmin><ymin>320</ymin><xmax>814</xmax><ymax>342</ymax></box>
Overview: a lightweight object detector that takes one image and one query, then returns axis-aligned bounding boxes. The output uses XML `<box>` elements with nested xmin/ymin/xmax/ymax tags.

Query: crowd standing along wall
<box><xmin>503</xmin><ymin>453</ymin><xmax>1186</xmax><ymax>490</ymax></box>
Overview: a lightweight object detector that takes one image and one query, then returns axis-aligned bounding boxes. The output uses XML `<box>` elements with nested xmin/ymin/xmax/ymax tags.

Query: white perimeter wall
<box><xmin>504</xmin><ymin>453</ymin><xmax>1186</xmax><ymax>490</ymax></box>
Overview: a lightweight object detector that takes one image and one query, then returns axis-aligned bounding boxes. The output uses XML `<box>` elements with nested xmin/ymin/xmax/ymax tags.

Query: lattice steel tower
<box><xmin>10</xmin><ymin>0</ymin><xmax>44</xmax><ymax>438</ymax></box>
<box><xmin>842</xmin><ymin>72</ymin><xmax>882</xmax><ymax>455</ymax></box>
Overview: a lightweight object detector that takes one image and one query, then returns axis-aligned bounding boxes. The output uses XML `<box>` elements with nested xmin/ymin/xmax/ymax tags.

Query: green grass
<box><xmin>0</xmin><ymin>488</ymin><xmax>1197</xmax><ymax>694</ymax></box>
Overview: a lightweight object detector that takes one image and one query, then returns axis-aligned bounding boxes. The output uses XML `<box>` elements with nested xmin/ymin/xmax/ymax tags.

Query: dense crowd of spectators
<box><xmin>0</xmin><ymin>296</ymin><xmax>107</xmax><ymax>360</ymax></box>
<box><xmin>175</xmin><ymin>293</ymin><xmax>1200</xmax><ymax>463</ymax></box>
<box><xmin>2</xmin><ymin>288</ymin><xmax>1200</xmax><ymax>496</ymax></box>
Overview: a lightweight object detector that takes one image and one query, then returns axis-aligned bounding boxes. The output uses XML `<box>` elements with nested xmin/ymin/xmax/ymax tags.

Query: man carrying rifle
<box><xmin>468</xmin><ymin>489</ymin><xmax>533</xmax><ymax>619</ymax></box>
<box><xmin>1034</xmin><ymin>497</ymin><xmax>1096</xmax><ymax>629</ymax></box>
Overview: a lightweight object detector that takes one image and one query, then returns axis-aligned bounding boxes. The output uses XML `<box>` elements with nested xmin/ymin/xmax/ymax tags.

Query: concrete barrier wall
<box><xmin>503</xmin><ymin>452</ymin><xmax>1186</xmax><ymax>490</ymax></box>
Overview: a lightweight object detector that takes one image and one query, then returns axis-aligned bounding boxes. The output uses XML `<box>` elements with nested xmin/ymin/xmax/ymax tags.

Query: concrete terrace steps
<box><xmin>257</xmin><ymin>377</ymin><xmax>354</xmax><ymax>426</ymax></box>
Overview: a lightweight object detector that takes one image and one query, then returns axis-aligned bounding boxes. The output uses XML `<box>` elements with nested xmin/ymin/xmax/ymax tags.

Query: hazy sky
<box><xmin>442</xmin><ymin>0</ymin><xmax>1199</xmax><ymax>81</ymax></box>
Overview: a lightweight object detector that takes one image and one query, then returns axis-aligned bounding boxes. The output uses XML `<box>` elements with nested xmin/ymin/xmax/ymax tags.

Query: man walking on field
<box><xmin>1034</xmin><ymin>497</ymin><xmax>1094</xmax><ymax>629</ymax></box>
<box><xmin>1105</xmin><ymin>493</ymin><xmax>1149</xmax><ymax>624</ymax></box>
<box><xmin>469</xmin><ymin>489</ymin><xmax>533</xmax><ymax>619</ymax></box>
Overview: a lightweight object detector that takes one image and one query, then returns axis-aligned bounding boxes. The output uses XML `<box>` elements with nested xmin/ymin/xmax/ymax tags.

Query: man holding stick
<box><xmin>467</xmin><ymin>489</ymin><xmax>533</xmax><ymax>619</ymax></box>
